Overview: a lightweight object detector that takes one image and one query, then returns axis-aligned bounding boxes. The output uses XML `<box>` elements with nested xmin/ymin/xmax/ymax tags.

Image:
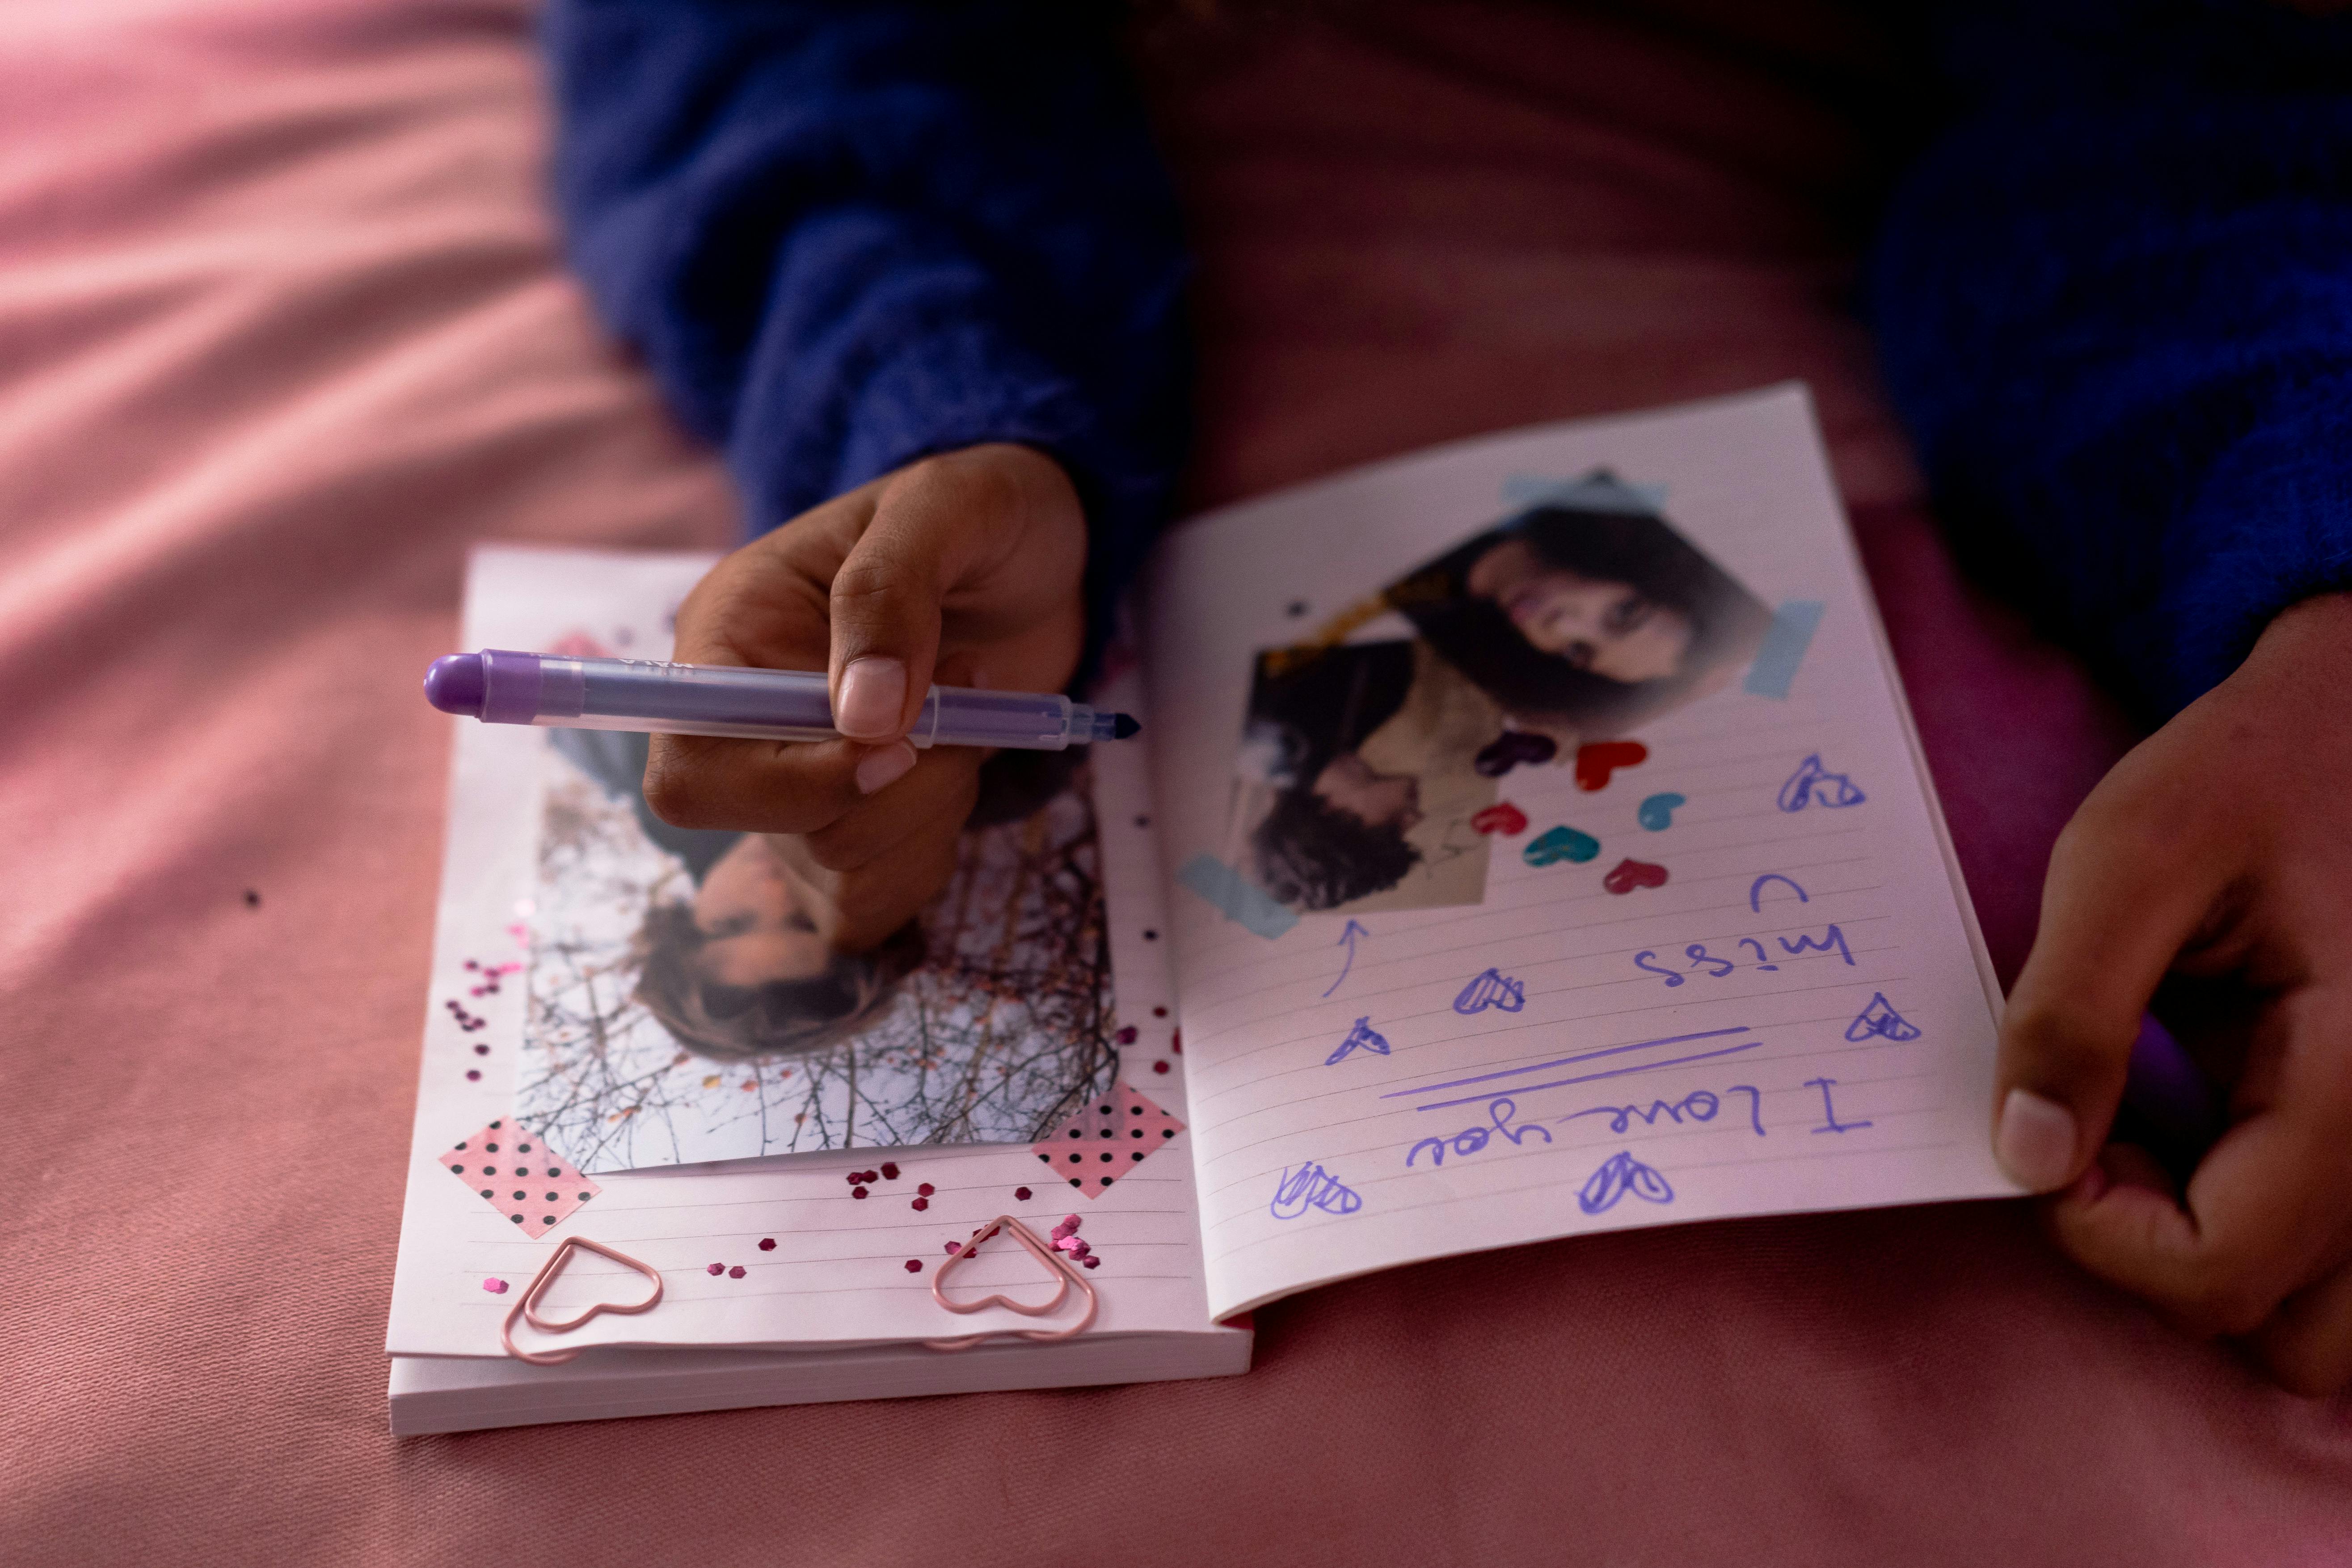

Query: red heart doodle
<box><xmin>1575</xmin><ymin>741</ymin><xmax>1648</xmax><ymax>792</ymax></box>
<box><xmin>1469</xmin><ymin>802</ymin><xmax>1528</xmax><ymax>836</ymax></box>
<box><xmin>1602</xmin><ymin>858</ymin><xmax>1669</xmax><ymax>895</ymax></box>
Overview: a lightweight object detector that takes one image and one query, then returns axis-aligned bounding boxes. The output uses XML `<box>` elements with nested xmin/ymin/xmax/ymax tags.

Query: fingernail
<box><xmin>836</xmin><ymin>658</ymin><xmax>906</xmax><ymax>739</ymax></box>
<box><xmin>854</xmin><ymin>742</ymin><xmax>916</xmax><ymax>796</ymax></box>
<box><xmin>1995</xmin><ymin>1087</ymin><xmax>2078</xmax><ymax>1192</ymax></box>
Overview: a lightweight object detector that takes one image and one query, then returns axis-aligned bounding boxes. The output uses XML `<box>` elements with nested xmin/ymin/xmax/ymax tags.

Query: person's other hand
<box><xmin>645</xmin><ymin>444</ymin><xmax>1086</xmax><ymax>950</ymax></box>
<box><xmin>1994</xmin><ymin>592</ymin><xmax>2352</xmax><ymax>1393</ymax></box>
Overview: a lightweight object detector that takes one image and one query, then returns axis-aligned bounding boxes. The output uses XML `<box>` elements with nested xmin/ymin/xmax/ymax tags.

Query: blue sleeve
<box><xmin>1868</xmin><ymin>1</ymin><xmax>2352</xmax><ymax>719</ymax></box>
<box><xmin>542</xmin><ymin>0</ymin><xmax>1190</xmax><ymax>678</ymax></box>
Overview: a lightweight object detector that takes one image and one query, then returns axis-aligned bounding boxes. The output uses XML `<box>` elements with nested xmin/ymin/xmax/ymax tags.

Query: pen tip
<box><xmin>1111</xmin><ymin>713</ymin><xmax>1142</xmax><ymax>741</ymax></box>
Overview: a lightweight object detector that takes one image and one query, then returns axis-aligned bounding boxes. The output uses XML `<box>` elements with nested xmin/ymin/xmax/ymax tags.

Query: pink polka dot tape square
<box><xmin>1031</xmin><ymin>1082</ymin><xmax>1184</xmax><ymax>1198</ymax></box>
<box><xmin>440</xmin><ymin>1119</ymin><xmax>600</xmax><ymax>1239</ymax></box>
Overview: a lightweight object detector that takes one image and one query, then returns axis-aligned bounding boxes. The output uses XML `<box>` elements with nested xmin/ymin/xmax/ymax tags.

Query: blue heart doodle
<box><xmin>1844</xmin><ymin>993</ymin><xmax>1922</xmax><ymax>1042</ymax></box>
<box><xmin>1453</xmin><ymin>968</ymin><xmax>1526</xmax><ymax>1015</ymax></box>
<box><xmin>1522</xmin><ymin>825</ymin><xmax>1600</xmax><ymax>867</ymax></box>
<box><xmin>1637</xmin><ymin>792</ymin><xmax>1686</xmax><ymax>831</ymax></box>
<box><xmin>1578</xmin><ymin>1150</ymin><xmax>1675</xmax><ymax>1215</ymax></box>
<box><xmin>1325</xmin><ymin>1016</ymin><xmax>1392</xmax><ymax>1065</ymax></box>
<box><xmin>1776</xmin><ymin>754</ymin><xmax>1866</xmax><ymax>813</ymax></box>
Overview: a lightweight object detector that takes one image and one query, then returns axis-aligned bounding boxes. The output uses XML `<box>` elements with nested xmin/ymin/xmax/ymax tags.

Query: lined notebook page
<box><xmin>1142</xmin><ymin>388</ymin><xmax>2017</xmax><ymax>1320</ymax></box>
<box><xmin>385</xmin><ymin>550</ymin><xmax>1223</xmax><ymax>1357</ymax></box>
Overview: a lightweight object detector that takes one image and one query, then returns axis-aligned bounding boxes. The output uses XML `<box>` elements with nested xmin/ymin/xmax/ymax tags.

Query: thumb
<box><xmin>1995</xmin><ymin>782</ymin><xmax>2231</xmax><ymax>1192</ymax></box>
<box><xmin>824</xmin><ymin>449</ymin><xmax>1038</xmax><ymax>741</ymax></box>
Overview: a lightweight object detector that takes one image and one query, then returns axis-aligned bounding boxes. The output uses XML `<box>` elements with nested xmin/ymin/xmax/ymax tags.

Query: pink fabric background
<box><xmin>3</xmin><ymin>1</ymin><xmax>2347</xmax><ymax>1562</ymax></box>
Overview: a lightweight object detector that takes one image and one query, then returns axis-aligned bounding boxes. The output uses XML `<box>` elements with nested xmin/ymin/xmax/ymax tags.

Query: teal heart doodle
<box><xmin>1523</xmin><ymin>825</ymin><xmax>1600</xmax><ymax>867</ymax></box>
<box><xmin>1637</xmin><ymin>792</ymin><xmax>1686</xmax><ymax>830</ymax></box>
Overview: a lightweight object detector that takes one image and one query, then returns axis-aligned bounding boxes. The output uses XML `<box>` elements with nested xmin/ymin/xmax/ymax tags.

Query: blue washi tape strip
<box><xmin>1744</xmin><ymin>600</ymin><xmax>1825</xmax><ymax>699</ymax></box>
<box><xmin>1501</xmin><ymin>472</ymin><xmax>1669</xmax><ymax>515</ymax></box>
<box><xmin>1177</xmin><ymin>853</ymin><xmax>1299</xmax><ymax>940</ymax></box>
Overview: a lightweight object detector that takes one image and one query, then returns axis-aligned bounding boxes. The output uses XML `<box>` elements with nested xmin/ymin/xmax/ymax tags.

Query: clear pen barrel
<box><xmin>477</xmin><ymin>651</ymin><xmax>1090</xmax><ymax>749</ymax></box>
<box><xmin>529</xmin><ymin>655</ymin><xmax>839</xmax><ymax>742</ymax></box>
<box><xmin>923</xmin><ymin>687</ymin><xmax>1075</xmax><ymax>750</ymax></box>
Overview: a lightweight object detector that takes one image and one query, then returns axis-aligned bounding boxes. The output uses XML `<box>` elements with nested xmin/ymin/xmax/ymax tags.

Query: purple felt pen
<box><xmin>422</xmin><ymin>650</ymin><xmax>1139</xmax><ymax>751</ymax></box>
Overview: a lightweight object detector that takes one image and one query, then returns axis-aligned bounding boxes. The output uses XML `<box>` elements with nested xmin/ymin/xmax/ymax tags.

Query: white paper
<box><xmin>386</xmin><ymin>548</ymin><xmax>1216</xmax><ymax>1357</ymax></box>
<box><xmin>1140</xmin><ymin>386</ymin><xmax>2017</xmax><ymax>1320</ymax></box>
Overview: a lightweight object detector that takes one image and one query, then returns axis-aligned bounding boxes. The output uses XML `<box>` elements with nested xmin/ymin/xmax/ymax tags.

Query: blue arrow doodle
<box><xmin>1323</xmin><ymin>919</ymin><xmax>1371</xmax><ymax>998</ymax></box>
<box><xmin>1844</xmin><ymin>993</ymin><xmax>1922</xmax><ymax>1042</ymax></box>
<box><xmin>1325</xmin><ymin>1016</ymin><xmax>1391</xmax><ymax>1066</ymax></box>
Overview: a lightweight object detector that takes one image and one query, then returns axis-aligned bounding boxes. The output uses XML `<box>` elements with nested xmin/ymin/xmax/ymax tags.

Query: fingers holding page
<box><xmin>1995</xmin><ymin>745</ymin><xmax>2238</xmax><ymax>1191</ymax></box>
<box><xmin>2050</xmin><ymin>995</ymin><xmax>2352</xmax><ymax>1345</ymax></box>
<box><xmin>2008</xmin><ymin>596</ymin><xmax>2352</xmax><ymax>1390</ymax></box>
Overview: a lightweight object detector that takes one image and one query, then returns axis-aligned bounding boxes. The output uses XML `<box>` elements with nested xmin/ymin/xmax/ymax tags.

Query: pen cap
<box><xmin>422</xmin><ymin>650</ymin><xmax>549</xmax><ymax>722</ymax></box>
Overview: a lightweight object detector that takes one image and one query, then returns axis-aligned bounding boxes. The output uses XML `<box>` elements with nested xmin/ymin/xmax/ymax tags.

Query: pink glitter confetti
<box><xmin>916</xmin><ymin>1182</ymin><xmax>935</xmax><ymax>1197</ymax></box>
<box><xmin>880</xmin><ymin>1162</ymin><xmax>900</xmax><ymax>1180</ymax></box>
<box><xmin>911</xmin><ymin>1197</ymin><xmax>929</xmax><ymax>1211</ymax></box>
<box><xmin>758</xmin><ymin>1237</ymin><xmax>776</xmax><ymax>1251</ymax></box>
<box><xmin>482</xmin><ymin>1277</ymin><xmax>508</xmax><ymax>1294</ymax></box>
<box><xmin>706</xmin><ymin>1263</ymin><xmax>723</xmax><ymax>1276</ymax></box>
<box><xmin>904</xmin><ymin>1260</ymin><xmax>922</xmax><ymax>1273</ymax></box>
<box><xmin>1014</xmin><ymin>1187</ymin><xmax>1032</xmax><ymax>1201</ymax></box>
<box><xmin>1082</xmin><ymin>1257</ymin><xmax>1100</xmax><ymax>1269</ymax></box>
<box><xmin>728</xmin><ymin>1266</ymin><xmax>746</xmax><ymax>1279</ymax></box>
<box><xmin>851</xmin><ymin>1185</ymin><xmax>869</xmax><ymax>1200</ymax></box>
<box><xmin>1153</xmin><ymin>1060</ymin><xmax>1170</xmax><ymax>1074</ymax></box>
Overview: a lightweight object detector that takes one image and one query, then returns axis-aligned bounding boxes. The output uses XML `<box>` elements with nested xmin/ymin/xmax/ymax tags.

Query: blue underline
<box><xmin>1408</xmin><ymin>1041</ymin><xmax>1763</xmax><ymax>1112</ymax></box>
<box><xmin>1379</xmin><ymin>1026</ymin><xmax>1753</xmax><ymax>1100</ymax></box>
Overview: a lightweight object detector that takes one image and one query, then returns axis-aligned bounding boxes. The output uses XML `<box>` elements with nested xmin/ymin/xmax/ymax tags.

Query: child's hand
<box><xmin>1994</xmin><ymin>593</ymin><xmax>2352</xmax><ymax>1393</ymax></box>
<box><xmin>644</xmin><ymin>444</ymin><xmax>1086</xmax><ymax>951</ymax></box>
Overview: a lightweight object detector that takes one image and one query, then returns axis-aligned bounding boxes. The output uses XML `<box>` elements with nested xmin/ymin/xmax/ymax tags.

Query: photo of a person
<box><xmin>521</xmin><ymin>715</ymin><xmax>1117</xmax><ymax>1171</ymax></box>
<box><xmin>550</xmin><ymin>728</ymin><xmax>921</xmax><ymax>1062</ymax></box>
<box><xmin>1231</xmin><ymin>639</ymin><xmax>1505</xmax><ymax>916</ymax></box>
<box><xmin>1238</xmin><ymin>641</ymin><xmax>1425</xmax><ymax>911</ymax></box>
<box><xmin>1384</xmin><ymin>474</ymin><xmax>1772</xmax><ymax>746</ymax></box>
<box><xmin>1226</xmin><ymin>473</ymin><xmax>1766</xmax><ymax>919</ymax></box>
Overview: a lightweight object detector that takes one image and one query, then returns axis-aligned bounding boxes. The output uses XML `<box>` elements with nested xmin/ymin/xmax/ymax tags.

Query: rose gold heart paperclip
<box><xmin>925</xmin><ymin>1214</ymin><xmax>1097</xmax><ymax>1352</ymax></box>
<box><xmin>498</xmin><ymin>1236</ymin><xmax>665</xmax><ymax>1365</ymax></box>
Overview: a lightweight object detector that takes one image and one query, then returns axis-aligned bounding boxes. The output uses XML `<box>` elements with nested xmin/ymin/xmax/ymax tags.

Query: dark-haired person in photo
<box><xmin>549</xmin><ymin>728</ymin><xmax>920</xmax><ymax>1062</ymax></box>
<box><xmin>1237</xmin><ymin>640</ymin><xmax>1425</xmax><ymax>911</ymax></box>
<box><xmin>1385</xmin><ymin>476</ymin><xmax>1773</xmax><ymax>750</ymax></box>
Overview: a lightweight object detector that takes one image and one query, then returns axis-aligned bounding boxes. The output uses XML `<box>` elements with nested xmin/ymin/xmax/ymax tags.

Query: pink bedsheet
<box><xmin>3</xmin><ymin>2</ymin><xmax>2346</xmax><ymax>1563</ymax></box>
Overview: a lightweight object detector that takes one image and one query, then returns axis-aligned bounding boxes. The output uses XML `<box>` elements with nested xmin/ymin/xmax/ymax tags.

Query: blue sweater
<box><xmin>548</xmin><ymin>0</ymin><xmax>2352</xmax><ymax>720</ymax></box>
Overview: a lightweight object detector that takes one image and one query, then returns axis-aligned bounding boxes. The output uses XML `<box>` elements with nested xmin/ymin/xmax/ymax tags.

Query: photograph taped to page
<box><xmin>1228</xmin><ymin>472</ymin><xmax>1772</xmax><ymax>917</ymax></box>
<box><xmin>516</xmin><ymin>726</ymin><xmax>1117</xmax><ymax>1173</ymax></box>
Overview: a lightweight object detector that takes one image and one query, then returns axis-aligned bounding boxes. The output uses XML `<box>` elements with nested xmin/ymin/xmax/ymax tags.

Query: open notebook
<box><xmin>385</xmin><ymin>384</ymin><xmax>2016</xmax><ymax>1433</ymax></box>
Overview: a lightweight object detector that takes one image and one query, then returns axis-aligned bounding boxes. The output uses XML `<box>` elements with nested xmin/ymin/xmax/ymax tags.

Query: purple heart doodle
<box><xmin>1474</xmin><ymin>729</ymin><xmax>1558</xmax><ymax>779</ymax></box>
